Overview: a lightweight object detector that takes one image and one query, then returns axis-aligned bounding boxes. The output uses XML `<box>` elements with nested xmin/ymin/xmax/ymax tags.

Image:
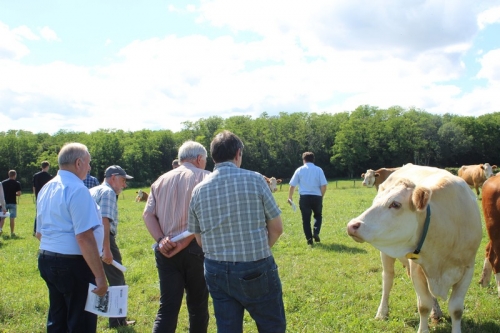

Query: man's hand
<box><xmin>92</xmin><ymin>276</ymin><xmax>108</xmax><ymax>297</ymax></box>
<box><xmin>101</xmin><ymin>248</ymin><xmax>113</xmax><ymax>265</ymax></box>
<box><xmin>159</xmin><ymin>235</ymin><xmax>194</xmax><ymax>258</ymax></box>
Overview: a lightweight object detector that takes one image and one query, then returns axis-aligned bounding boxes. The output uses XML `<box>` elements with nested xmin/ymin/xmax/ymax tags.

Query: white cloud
<box><xmin>477</xmin><ymin>49</ymin><xmax>500</xmax><ymax>84</ymax></box>
<box><xmin>478</xmin><ymin>6</ymin><xmax>500</xmax><ymax>29</ymax></box>
<box><xmin>2</xmin><ymin>1</ymin><xmax>500</xmax><ymax>134</ymax></box>
<box><xmin>12</xmin><ymin>25</ymin><xmax>39</xmax><ymax>40</ymax></box>
<box><xmin>0</xmin><ymin>22</ymin><xmax>30</xmax><ymax>59</ymax></box>
<box><xmin>39</xmin><ymin>26</ymin><xmax>60</xmax><ymax>42</ymax></box>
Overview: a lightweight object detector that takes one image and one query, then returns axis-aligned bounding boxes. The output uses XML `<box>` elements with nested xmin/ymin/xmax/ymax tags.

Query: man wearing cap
<box><xmin>90</xmin><ymin>165</ymin><xmax>135</xmax><ymax>328</ymax></box>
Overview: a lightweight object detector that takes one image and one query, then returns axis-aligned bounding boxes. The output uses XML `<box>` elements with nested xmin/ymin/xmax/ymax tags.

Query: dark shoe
<box><xmin>307</xmin><ymin>239</ymin><xmax>313</xmax><ymax>246</ymax></box>
<box><xmin>313</xmin><ymin>234</ymin><xmax>320</xmax><ymax>243</ymax></box>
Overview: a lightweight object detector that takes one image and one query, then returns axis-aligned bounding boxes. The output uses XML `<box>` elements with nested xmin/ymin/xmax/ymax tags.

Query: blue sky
<box><xmin>1</xmin><ymin>0</ymin><xmax>500</xmax><ymax>134</ymax></box>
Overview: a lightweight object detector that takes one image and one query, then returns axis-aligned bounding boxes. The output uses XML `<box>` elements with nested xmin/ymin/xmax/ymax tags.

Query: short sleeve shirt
<box><xmin>2</xmin><ymin>179</ymin><xmax>22</xmax><ymax>204</ymax></box>
<box><xmin>90</xmin><ymin>182</ymin><xmax>118</xmax><ymax>236</ymax></box>
<box><xmin>289</xmin><ymin>162</ymin><xmax>327</xmax><ymax>196</ymax></box>
<box><xmin>37</xmin><ymin>170</ymin><xmax>104</xmax><ymax>255</ymax></box>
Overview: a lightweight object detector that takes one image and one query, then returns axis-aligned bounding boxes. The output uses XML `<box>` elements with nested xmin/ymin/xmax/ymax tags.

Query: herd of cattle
<box><xmin>133</xmin><ymin>164</ymin><xmax>498</xmax><ymax>332</ymax></box>
<box><xmin>356</xmin><ymin>163</ymin><xmax>499</xmax><ymax>333</ymax></box>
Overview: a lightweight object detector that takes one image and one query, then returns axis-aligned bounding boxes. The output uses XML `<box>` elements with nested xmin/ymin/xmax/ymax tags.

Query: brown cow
<box><xmin>135</xmin><ymin>189</ymin><xmax>149</xmax><ymax>202</ymax></box>
<box><xmin>479</xmin><ymin>175</ymin><xmax>500</xmax><ymax>297</ymax></box>
<box><xmin>263</xmin><ymin>176</ymin><xmax>283</xmax><ymax>193</ymax></box>
<box><xmin>361</xmin><ymin>167</ymin><xmax>399</xmax><ymax>190</ymax></box>
<box><xmin>457</xmin><ymin>163</ymin><xmax>497</xmax><ymax>196</ymax></box>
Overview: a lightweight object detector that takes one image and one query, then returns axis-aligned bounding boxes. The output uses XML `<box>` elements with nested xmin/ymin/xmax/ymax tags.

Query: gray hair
<box><xmin>178</xmin><ymin>141</ymin><xmax>207</xmax><ymax>162</ymax></box>
<box><xmin>58</xmin><ymin>142</ymin><xmax>89</xmax><ymax>166</ymax></box>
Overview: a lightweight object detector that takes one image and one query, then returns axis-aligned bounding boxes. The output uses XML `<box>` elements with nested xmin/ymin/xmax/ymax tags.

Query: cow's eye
<box><xmin>389</xmin><ymin>201</ymin><xmax>401</xmax><ymax>209</ymax></box>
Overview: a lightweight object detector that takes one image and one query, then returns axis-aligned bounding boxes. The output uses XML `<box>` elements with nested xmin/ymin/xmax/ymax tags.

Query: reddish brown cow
<box><xmin>263</xmin><ymin>176</ymin><xmax>283</xmax><ymax>193</ymax></box>
<box><xmin>458</xmin><ymin>163</ymin><xmax>497</xmax><ymax>196</ymax></box>
<box><xmin>361</xmin><ymin>168</ymin><xmax>399</xmax><ymax>190</ymax></box>
<box><xmin>479</xmin><ymin>175</ymin><xmax>500</xmax><ymax>297</ymax></box>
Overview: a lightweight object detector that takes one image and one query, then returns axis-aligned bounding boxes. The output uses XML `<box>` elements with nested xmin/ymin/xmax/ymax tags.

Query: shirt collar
<box><xmin>214</xmin><ymin>161</ymin><xmax>237</xmax><ymax>170</ymax></box>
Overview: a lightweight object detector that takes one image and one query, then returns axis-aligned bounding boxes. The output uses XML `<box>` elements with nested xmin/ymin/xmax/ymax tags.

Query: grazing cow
<box><xmin>479</xmin><ymin>175</ymin><xmax>500</xmax><ymax>297</ymax></box>
<box><xmin>263</xmin><ymin>176</ymin><xmax>283</xmax><ymax>193</ymax></box>
<box><xmin>135</xmin><ymin>189</ymin><xmax>149</xmax><ymax>202</ymax></box>
<box><xmin>347</xmin><ymin>163</ymin><xmax>481</xmax><ymax>333</ymax></box>
<box><xmin>361</xmin><ymin>167</ymin><xmax>399</xmax><ymax>190</ymax></box>
<box><xmin>457</xmin><ymin>163</ymin><xmax>497</xmax><ymax>196</ymax></box>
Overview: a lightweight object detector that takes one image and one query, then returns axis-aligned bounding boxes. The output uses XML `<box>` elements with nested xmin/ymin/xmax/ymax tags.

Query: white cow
<box><xmin>347</xmin><ymin>164</ymin><xmax>481</xmax><ymax>333</ymax></box>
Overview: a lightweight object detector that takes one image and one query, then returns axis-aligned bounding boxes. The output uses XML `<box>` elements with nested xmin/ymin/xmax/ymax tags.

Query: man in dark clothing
<box><xmin>1</xmin><ymin>170</ymin><xmax>22</xmax><ymax>237</ymax></box>
<box><xmin>32</xmin><ymin>161</ymin><xmax>53</xmax><ymax>234</ymax></box>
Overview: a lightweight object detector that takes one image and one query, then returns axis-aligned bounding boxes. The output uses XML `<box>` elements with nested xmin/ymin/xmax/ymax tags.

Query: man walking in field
<box><xmin>288</xmin><ymin>152</ymin><xmax>327</xmax><ymax>246</ymax></box>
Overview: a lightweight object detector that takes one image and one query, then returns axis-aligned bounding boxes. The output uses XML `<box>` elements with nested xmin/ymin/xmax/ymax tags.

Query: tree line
<box><xmin>1</xmin><ymin>105</ymin><xmax>499</xmax><ymax>189</ymax></box>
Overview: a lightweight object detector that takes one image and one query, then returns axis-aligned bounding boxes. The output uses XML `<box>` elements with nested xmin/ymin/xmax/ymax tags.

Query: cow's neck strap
<box><xmin>406</xmin><ymin>205</ymin><xmax>431</xmax><ymax>260</ymax></box>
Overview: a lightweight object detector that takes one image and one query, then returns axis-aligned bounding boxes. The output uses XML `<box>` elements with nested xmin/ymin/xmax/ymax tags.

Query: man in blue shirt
<box><xmin>288</xmin><ymin>152</ymin><xmax>328</xmax><ymax>246</ymax></box>
<box><xmin>36</xmin><ymin>142</ymin><xmax>107</xmax><ymax>332</ymax></box>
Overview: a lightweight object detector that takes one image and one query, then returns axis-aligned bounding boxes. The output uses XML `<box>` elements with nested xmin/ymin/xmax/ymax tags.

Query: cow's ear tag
<box><xmin>406</xmin><ymin>253</ymin><xmax>419</xmax><ymax>260</ymax></box>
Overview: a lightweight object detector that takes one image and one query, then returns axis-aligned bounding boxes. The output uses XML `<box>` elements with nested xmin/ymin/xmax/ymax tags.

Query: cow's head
<box><xmin>347</xmin><ymin>178</ymin><xmax>432</xmax><ymax>258</ymax></box>
<box><xmin>481</xmin><ymin>163</ymin><xmax>498</xmax><ymax>179</ymax></box>
<box><xmin>268</xmin><ymin>177</ymin><xmax>282</xmax><ymax>192</ymax></box>
<box><xmin>361</xmin><ymin>169</ymin><xmax>379</xmax><ymax>187</ymax></box>
<box><xmin>136</xmin><ymin>189</ymin><xmax>144</xmax><ymax>198</ymax></box>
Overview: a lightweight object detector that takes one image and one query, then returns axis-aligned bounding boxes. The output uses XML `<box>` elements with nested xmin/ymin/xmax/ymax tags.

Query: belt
<box><xmin>39</xmin><ymin>250</ymin><xmax>82</xmax><ymax>259</ymax></box>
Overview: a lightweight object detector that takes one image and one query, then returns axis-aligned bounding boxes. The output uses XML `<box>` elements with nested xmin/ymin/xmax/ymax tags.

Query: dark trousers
<box><xmin>299</xmin><ymin>195</ymin><xmax>323</xmax><ymax>241</ymax></box>
<box><xmin>38</xmin><ymin>253</ymin><xmax>98</xmax><ymax>333</ymax></box>
<box><xmin>103</xmin><ymin>234</ymin><xmax>127</xmax><ymax>327</ymax></box>
<box><xmin>152</xmin><ymin>239</ymin><xmax>209</xmax><ymax>333</ymax></box>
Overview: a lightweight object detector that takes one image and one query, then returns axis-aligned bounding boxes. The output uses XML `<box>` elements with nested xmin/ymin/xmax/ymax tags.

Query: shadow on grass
<box><xmin>404</xmin><ymin>316</ymin><xmax>500</xmax><ymax>333</ymax></box>
<box><xmin>314</xmin><ymin>242</ymin><xmax>367</xmax><ymax>254</ymax></box>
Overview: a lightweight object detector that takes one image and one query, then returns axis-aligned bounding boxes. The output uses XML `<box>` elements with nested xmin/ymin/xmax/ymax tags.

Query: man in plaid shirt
<box><xmin>90</xmin><ymin>165</ymin><xmax>135</xmax><ymax>328</ymax></box>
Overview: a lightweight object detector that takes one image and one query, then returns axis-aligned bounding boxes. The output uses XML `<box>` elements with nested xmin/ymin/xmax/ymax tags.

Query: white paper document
<box><xmin>0</xmin><ymin>212</ymin><xmax>10</xmax><ymax>218</ymax></box>
<box><xmin>287</xmin><ymin>199</ymin><xmax>297</xmax><ymax>212</ymax></box>
<box><xmin>111</xmin><ymin>260</ymin><xmax>126</xmax><ymax>272</ymax></box>
<box><xmin>152</xmin><ymin>230</ymin><xmax>195</xmax><ymax>250</ymax></box>
<box><xmin>85</xmin><ymin>284</ymin><xmax>128</xmax><ymax>317</ymax></box>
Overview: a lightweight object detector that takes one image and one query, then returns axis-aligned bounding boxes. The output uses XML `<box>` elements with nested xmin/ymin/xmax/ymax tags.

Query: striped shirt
<box><xmin>188</xmin><ymin>162</ymin><xmax>281</xmax><ymax>262</ymax></box>
<box><xmin>89</xmin><ymin>182</ymin><xmax>118</xmax><ymax>236</ymax></box>
<box><xmin>145</xmin><ymin>162</ymin><xmax>210</xmax><ymax>238</ymax></box>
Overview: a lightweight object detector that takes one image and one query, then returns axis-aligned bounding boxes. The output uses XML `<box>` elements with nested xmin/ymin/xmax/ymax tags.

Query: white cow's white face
<box><xmin>483</xmin><ymin>163</ymin><xmax>496</xmax><ymax>178</ymax></box>
<box><xmin>347</xmin><ymin>183</ymin><xmax>422</xmax><ymax>258</ymax></box>
<box><xmin>269</xmin><ymin>177</ymin><xmax>278</xmax><ymax>192</ymax></box>
<box><xmin>137</xmin><ymin>189</ymin><xmax>143</xmax><ymax>198</ymax></box>
<box><xmin>362</xmin><ymin>169</ymin><xmax>377</xmax><ymax>187</ymax></box>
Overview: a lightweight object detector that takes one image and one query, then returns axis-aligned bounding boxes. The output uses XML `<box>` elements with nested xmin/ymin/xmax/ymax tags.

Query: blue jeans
<box><xmin>204</xmin><ymin>256</ymin><xmax>286</xmax><ymax>333</ymax></box>
<box><xmin>299</xmin><ymin>195</ymin><xmax>323</xmax><ymax>240</ymax></box>
<box><xmin>38</xmin><ymin>253</ymin><xmax>98</xmax><ymax>333</ymax></box>
<box><xmin>153</xmin><ymin>239</ymin><xmax>209</xmax><ymax>333</ymax></box>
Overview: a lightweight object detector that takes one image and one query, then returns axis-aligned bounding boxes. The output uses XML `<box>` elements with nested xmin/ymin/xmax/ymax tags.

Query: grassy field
<box><xmin>0</xmin><ymin>181</ymin><xmax>499</xmax><ymax>333</ymax></box>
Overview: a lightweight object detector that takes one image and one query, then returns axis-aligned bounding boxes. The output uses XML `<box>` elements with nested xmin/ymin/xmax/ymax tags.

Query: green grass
<box><xmin>0</xmin><ymin>181</ymin><xmax>498</xmax><ymax>332</ymax></box>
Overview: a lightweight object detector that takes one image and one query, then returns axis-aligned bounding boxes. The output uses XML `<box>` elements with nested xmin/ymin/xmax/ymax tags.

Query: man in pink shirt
<box><xmin>143</xmin><ymin>141</ymin><xmax>210</xmax><ymax>333</ymax></box>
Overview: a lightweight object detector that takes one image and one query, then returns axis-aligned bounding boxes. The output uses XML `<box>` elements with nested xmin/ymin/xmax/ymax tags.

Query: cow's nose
<box><xmin>347</xmin><ymin>221</ymin><xmax>361</xmax><ymax>236</ymax></box>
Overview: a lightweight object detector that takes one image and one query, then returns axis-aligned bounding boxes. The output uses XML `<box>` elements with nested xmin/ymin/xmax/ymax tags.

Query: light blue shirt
<box><xmin>289</xmin><ymin>162</ymin><xmax>327</xmax><ymax>196</ymax></box>
<box><xmin>37</xmin><ymin>170</ymin><xmax>103</xmax><ymax>255</ymax></box>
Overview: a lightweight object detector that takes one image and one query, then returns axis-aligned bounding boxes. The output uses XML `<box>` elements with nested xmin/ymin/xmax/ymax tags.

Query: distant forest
<box><xmin>1</xmin><ymin>105</ymin><xmax>499</xmax><ymax>188</ymax></box>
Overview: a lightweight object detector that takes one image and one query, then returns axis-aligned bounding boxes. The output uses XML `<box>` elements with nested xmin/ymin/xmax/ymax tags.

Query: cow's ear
<box><xmin>361</xmin><ymin>173</ymin><xmax>365</xmax><ymax>178</ymax></box>
<box><xmin>277</xmin><ymin>179</ymin><xmax>282</xmax><ymax>184</ymax></box>
<box><xmin>374</xmin><ymin>173</ymin><xmax>380</xmax><ymax>178</ymax></box>
<box><xmin>411</xmin><ymin>186</ymin><xmax>432</xmax><ymax>211</ymax></box>
<box><xmin>480</xmin><ymin>164</ymin><xmax>485</xmax><ymax>170</ymax></box>
<box><xmin>493</xmin><ymin>165</ymin><xmax>498</xmax><ymax>169</ymax></box>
